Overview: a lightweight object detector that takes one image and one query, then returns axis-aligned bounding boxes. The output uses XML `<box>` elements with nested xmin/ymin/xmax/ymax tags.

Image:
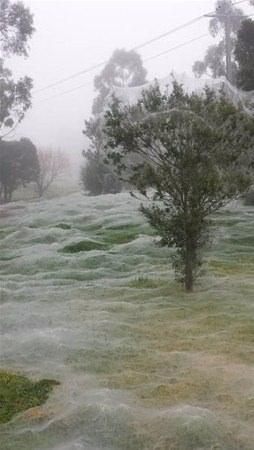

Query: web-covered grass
<box><xmin>0</xmin><ymin>192</ymin><xmax>253</xmax><ymax>449</ymax></box>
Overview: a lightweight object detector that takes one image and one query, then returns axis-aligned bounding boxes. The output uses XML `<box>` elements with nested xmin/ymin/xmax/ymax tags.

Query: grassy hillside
<box><xmin>0</xmin><ymin>192</ymin><xmax>253</xmax><ymax>449</ymax></box>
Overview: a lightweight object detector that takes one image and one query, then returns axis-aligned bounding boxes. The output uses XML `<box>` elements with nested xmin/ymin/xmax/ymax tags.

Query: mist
<box><xmin>6</xmin><ymin>0</ymin><xmax>226</xmax><ymax>156</ymax></box>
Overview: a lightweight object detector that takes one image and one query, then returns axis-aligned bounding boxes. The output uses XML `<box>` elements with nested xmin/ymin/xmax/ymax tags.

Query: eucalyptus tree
<box><xmin>82</xmin><ymin>49</ymin><xmax>147</xmax><ymax>195</ymax></box>
<box><xmin>193</xmin><ymin>0</ymin><xmax>244</xmax><ymax>83</ymax></box>
<box><xmin>0</xmin><ymin>0</ymin><xmax>34</xmax><ymax>138</ymax></box>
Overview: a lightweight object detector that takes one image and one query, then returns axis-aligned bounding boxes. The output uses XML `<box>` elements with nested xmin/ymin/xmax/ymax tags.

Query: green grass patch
<box><xmin>96</xmin><ymin>225</ymin><xmax>141</xmax><ymax>245</ymax></box>
<box><xmin>128</xmin><ymin>276</ymin><xmax>164</xmax><ymax>289</ymax></box>
<box><xmin>0</xmin><ymin>371</ymin><xmax>59</xmax><ymax>424</ymax></box>
<box><xmin>60</xmin><ymin>240</ymin><xmax>107</xmax><ymax>253</ymax></box>
<box><xmin>209</xmin><ymin>259</ymin><xmax>254</xmax><ymax>276</ymax></box>
<box><xmin>0</xmin><ymin>229</ymin><xmax>14</xmax><ymax>240</ymax></box>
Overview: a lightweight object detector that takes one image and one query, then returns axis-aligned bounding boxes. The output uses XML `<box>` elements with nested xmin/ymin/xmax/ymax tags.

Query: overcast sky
<box><xmin>7</xmin><ymin>0</ymin><xmax>252</xmax><ymax>158</ymax></box>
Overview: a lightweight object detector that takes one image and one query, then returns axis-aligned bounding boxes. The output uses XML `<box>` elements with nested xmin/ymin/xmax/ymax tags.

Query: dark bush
<box><xmin>81</xmin><ymin>150</ymin><xmax>122</xmax><ymax>196</ymax></box>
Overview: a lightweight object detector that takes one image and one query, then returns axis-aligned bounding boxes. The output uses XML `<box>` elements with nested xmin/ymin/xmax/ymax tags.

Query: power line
<box><xmin>34</xmin><ymin>80</ymin><xmax>93</xmax><ymax>104</ymax></box>
<box><xmin>33</xmin><ymin>11</ymin><xmax>254</xmax><ymax>106</ymax></box>
<box><xmin>144</xmin><ymin>33</ymin><xmax>209</xmax><ymax>63</ymax></box>
<box><xmin>32</xmin><ymin>0</ymin><xmax>250</xmax><ymax>97</ymax></box>
<box><xmin>32</xmin><ymin>14</ymin><xmax>219</xmax><ymax>94</ymax></box>
<box><xmin>33</xmin><ymin>33</ymin><xmax>210</xmax><ymax>106</ymax></box>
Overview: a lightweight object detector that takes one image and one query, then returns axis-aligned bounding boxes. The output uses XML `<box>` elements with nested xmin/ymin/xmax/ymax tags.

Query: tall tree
<box><xmin>82</xmin><ymin>48</ymin><xmax>147</xmax><ymax>195</ymax></box>
<box><xmin>235</xmin><ymin>19</ymin><xmax>254</xmax><ymax>91</ymax></box>
<box><xmin>0</xmin><ymin>0</ymin><xmax>34</xmax><ymax>57</ymax></box>
<box><xmin>0</xmin><ymin>0</ymin><xmax>34</xmax><ymax>138</ymax></box>
<box><xmin>92</xmin><ymin>48</ymin><xmax>147</xmax><ymax>115</ymax></box>
<box><xmin>104</xmin><ymin>82</ymin><xmax>254</xmax><ymax>292</ymax></box>
<box><xmin>193</xmin><ymin>0</ymin><xmax>244</xmax><ymax>83</ymax></box>
<box><xmin>0</xmin><ymin>58</ymin><xmax>32</xmax><ymax>135</ymax></box>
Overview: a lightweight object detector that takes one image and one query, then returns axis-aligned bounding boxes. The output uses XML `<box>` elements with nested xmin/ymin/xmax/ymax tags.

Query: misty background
<box><xmin>6</xmin><ymin>0</ymin><xmax>252</xmax><ymax>159</ymax></box>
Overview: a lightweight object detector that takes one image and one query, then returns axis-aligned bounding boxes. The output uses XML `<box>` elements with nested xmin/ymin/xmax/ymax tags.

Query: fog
<box><xmin>6</xmin><ymin>0</ymin><xmax>252</xmax><ymax>158</ymax></box>
<box><xmin>6</xmin><ymin>0</ymin><xmax>213</xmax><ymax>156</ymax></box>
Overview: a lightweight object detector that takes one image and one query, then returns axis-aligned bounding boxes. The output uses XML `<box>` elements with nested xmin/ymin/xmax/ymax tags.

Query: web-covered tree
<box><xmin>235</xmin><ymin>19</ymin><xmax>254</xmax><ymax>91</ymax></box>
<box><xmin>104</xmin><ymin>82</ymin><xmax>254</xmax><ymax>292</ymax></box>
<box><xmin>0</xmin><ymin>0</ymin><xmax>34</xmax><ymax>138</ymax></box>
<box><xmin>193</xmin><ymin>0</ymin><xmax>244</xmax><ymax>83</ymax></box>
<box><xmin>92</xmin><ymin>48</ymin><xmax>147</xmax><ymax>115</ymax></box>
<box><xmin>82</xmin><ymin>48</ymin><xmax>147</xmax><ymax>196</ymax></box>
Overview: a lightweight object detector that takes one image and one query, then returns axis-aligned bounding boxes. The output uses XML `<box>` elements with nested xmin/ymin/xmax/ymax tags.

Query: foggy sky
<box><xmin>6</xmin><ymin>0</ymin><xmax>252</xmax><ymax>159</ymax></box>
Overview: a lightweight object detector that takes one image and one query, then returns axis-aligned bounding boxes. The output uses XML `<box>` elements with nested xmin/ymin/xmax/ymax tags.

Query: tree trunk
<box><xmin>184</xmin><ymin>238</ymin><xmax>195</xmax><ymax>292</ymax></box>
<box><xmin>3</xmin><ymin>185</ymin><xmax>8</xmax><ymax>203</ymax></box>
<box><xmin>185</xmin><ymin>259</ymin><xmax>194</xmax><ymax>292</ymax></box>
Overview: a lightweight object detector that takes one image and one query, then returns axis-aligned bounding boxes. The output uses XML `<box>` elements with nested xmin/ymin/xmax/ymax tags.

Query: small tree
<box><xmin>81</xmin><ymin>147</ymin><xmax>121</xmax><ymax>196</ymax></box>
<box><xmin>35</xmin><ymin>149</ymin><xmax>69</xmax><ymax>197</ymax></box>
<box><xmin>0</xmin><ymin>138</ymin><xmax>39</xmax><ymax>202</ymax></box>
<box><xmin>104</xmin><ymin>82</ymin><xmax>254</xmax><ymax>291</ymax></box>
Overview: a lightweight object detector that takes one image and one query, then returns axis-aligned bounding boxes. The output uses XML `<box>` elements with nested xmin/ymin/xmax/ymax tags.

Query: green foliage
<box><xmin>0</xmin><ymin>138</ymin><xmax>39</xmax><ymax>203</ymax></box>
<box><xmin>61</xmin><ymin>240</ymin><xmax>107</xmax><ymax>253</ymax></box>
<box><xmin>104</xmin><ymin>81</ymin><xmax>254</xmax><ymax>291</ymax></box>
<box><xmin>0</xmin><ymin>58</ymin><xmax>32</xmax><ymax>133</ymax></box>
<box><xmin>81</xmin><ymin>148</ymin><xmax>122</xmax><ymax>196</ymax></box>
<box><xmin>0</xmin><ymin>0</ymin><xmax>34</xmax><ymax>137</ymax></box>
<box><xmin>128</xmin><ymin>277</ymin><xmax>163</xmax><ymax>289</ymax></box>
<box><xmin>235</xmin><ymin>19</ymin><xmax>254</xmax><ymax>91</ymax></box>
<box><xmin>244</xmin><ymin>188</ymin><xmax>254</xmax><ymax>205</ymax></box>
<box><xmin>98</xmin><ymin>227</ymin><xmax>139</xmax><ymax>245</ymax></box>
<box><xmin>54</xmin><ymin>223</ymin><xmax>72</xmax><ymax>230</ymax></box>
<box><xmin>0</xmin><ymin>371</ymin><xmax>59</xmax><ymax>424</ymax></box>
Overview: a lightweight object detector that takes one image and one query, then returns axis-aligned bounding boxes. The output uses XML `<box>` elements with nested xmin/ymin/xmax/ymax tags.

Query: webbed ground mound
<box><xmin>0</xmin><ymin>192</ymin><xmax>253</xmax><ymax>449</ymax></box>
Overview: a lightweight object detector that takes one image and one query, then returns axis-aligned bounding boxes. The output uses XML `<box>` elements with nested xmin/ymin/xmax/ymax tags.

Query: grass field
<box><xmin>0</xmin><ymin>192</ymin><xmax>253</xmax><ymax>449</ymax></box>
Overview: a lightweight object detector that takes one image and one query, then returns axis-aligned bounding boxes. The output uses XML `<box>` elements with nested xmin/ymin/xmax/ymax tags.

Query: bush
<box><xmin>81</xmin><ymin>150</ymin><xmax>122</xmax><ymax>196</ymax></box>
<box><xmin>244</xmin><ymin>189</ymin><xmax>254</xmax><ymax>205</ymax></box>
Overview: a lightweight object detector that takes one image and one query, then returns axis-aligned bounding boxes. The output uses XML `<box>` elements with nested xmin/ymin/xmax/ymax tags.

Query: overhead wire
<box><xmin>32</xmin><ymin>0</ymin><xmax>252</xmax><ymax>102</ymax></box>
<box><xmin>32</xmin><ymin>33</ymin><xmax>210</xmax><ymax>106</ymax></box>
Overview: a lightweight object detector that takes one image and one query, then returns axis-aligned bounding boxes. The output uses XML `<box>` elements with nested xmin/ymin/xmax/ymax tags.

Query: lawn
<box><xmin>0</xmin><ymin>192</ymin><xmax>253</xmax><ymax>449</ymax></box>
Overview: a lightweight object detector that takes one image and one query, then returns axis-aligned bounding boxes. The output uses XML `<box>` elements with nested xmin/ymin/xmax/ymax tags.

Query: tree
<box><xmin>0</xmin><ymin>58</ymin><xmax>32</xmax><ymax>136</ymax></box>
<box><xmin>35</xmin><ymin>149</ymin><xmax>69</xmax><ymax>197</ymax></box>
<box><xmin>0</xmin><ymin>0</ymin><xmax>34</xmax><ymax>138</ymax></box>
<box><xmin>92</xmin><ymin>48</ymin><xmax>147</xmax><ymax>115</ymax></box>
<box><xmin>0</xmin><ymin>0</ymin><xmax>34</xmax><ymax>57</ymax></box>
<box><xmin>82</xmin><ymin>115</ymin><xmax>122</xmax><ymax>195</ymax></box>
<box><xmin>235</xmin><ymin>19</ymin><xmax>254</xmax><ymax>91</ymax></box>
<box><xmin>82</xmin><ymin>49</ymin><xmax>147</xmax><ymax>196</ymax></box>
<box><xmin>81</xmin><ymin>147</ymin><xmax>121</xmax><ymax>196</ymax></box>
<box><xmin>193</xmin><ymin>0</ymin><xmax>244</xmax><ymax>83</ymax></box>
<box><xmin>0</xmin><ymin>138</ymin><xmax>39</xmax><ymax>202</ymax></box>
<box><xmin>104</xmin><ymin>82</ymin><xmax>254</xmax><ymax>292</ymax></box>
